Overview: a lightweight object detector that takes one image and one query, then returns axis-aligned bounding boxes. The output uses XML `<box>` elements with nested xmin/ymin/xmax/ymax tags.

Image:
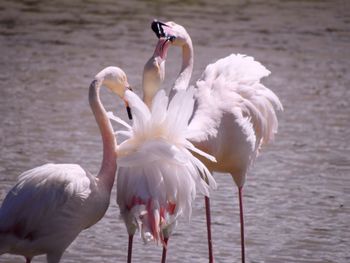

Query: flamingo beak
<box><xmin>151</xmin><ymin>20</ymin><xmax>167</xmax><ymax>38</ymax></box>
<box><xmin>151</xmin><ymin>20</ymin><xmax>176</xmax><ymax>42</ymax></box>
<box><xmin>156</xmin><ymin>38</ymin><xmax>172</xmax><ymax>59</ymax></box>
<box><xmin>125</xmin><ymin>87</ymin><xmax>133</xmax><ymax>120</ymax></box>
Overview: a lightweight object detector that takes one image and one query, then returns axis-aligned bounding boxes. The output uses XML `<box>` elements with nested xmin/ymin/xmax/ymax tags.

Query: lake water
<box><xmin>0</xmin><ymin>0</ymin><xmax>349</xmax><ymax>262</ymax></box>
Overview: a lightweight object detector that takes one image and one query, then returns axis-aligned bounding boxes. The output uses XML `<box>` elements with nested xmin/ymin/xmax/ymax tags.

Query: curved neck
<box><xmin>142</xmin><ymin>57</ymin><xmax>164</xmax><ymax>109</ymax></box>
<box><xmin>171</xmin><ymin>37</ymin><xmax>194</xmax><ymax>98</ymax></box>
<box><xmin>142</xmin><ymin>39</ymin><xmax>168</xmax><ymax>108</ymax></box>
<box><xmin>89</xmin><ymin>79</ymin><xmax>117</xmax><ymax>191</ymax></box>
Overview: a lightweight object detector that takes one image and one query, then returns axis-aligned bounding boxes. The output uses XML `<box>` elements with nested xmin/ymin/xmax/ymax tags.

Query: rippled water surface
<box><xmin>0</xmin><ymin>0</ymin><xmax>349</xmax><ymax>262</ymax></box>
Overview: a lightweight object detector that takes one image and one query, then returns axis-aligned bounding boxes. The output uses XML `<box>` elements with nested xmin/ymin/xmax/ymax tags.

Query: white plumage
<box><xmin>0</xmin><ymin>66</ymin><xmax>130</xmax><ymax>263</ymax></box>
<box><xmin>188</xmin><ymin>54</ymin><xmax>283</xmax><ymax>186</ymax></box>
<box><xmin>148</xmin><ymin>20</ymin><xmax>283</xmax><ymax>263</ymax></box>
<box><xmin>109</xmin><ymin>88</ymin><xmax>216</xmax><ymax>245</ymax></box>
<box><xmin>0</xmin><ymin>164</ymin><xmax>107</xmax><ymax>262</ymax></box>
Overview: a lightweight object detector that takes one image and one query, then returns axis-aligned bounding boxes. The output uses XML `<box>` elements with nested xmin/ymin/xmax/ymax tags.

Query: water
<box><xmin>0</xmin><ymin>0</ymin><xmax>349</xmax><ymax>262</ymax></box>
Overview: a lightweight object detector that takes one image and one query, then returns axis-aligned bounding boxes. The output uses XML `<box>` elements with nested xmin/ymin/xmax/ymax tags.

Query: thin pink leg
<box><xmin>238</xmin><ymin>186</ymin><xmax>245</xmax><ymax>263</ymax></box>
<box><xmin>127</xmin><ymin>235</ymin><xmax>133</xmax><ymax>263</ymax></box>
<box><xmin>205</xmin><ymin>196</ymin><xmax>214</xmax><ymax>263</ymax></box>
<box><xmin>161</xmin><ymin>237</ymin><xmax>169</xmax><ymax>263</ymax></box>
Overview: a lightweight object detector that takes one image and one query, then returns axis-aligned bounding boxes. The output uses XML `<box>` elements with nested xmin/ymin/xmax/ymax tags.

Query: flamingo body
<box><xmin>149</xmin><ymin>20</ymin><xmax>283</xmax><ymax>262</ymax></box>
<box><xmin>0</xmin><ymin>66</ymin><xmax>130</xmax><ymax>262</ymax></box>
<box><xmin>0</xmin><ymin>163</ymin><xmax>109</xmax><ymax>262</ymax></box>
<box><xmin>109</xmin><ymin>88</ymin><xmax>216</xmax><ymax>245</ymax></box>
<box><xmin>188</xmin><ymin>53</ymin><xmax>283</xmax><ymax>186</ymax></box>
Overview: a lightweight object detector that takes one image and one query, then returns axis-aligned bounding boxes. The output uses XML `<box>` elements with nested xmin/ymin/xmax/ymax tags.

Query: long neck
<box><xmin>89</xmin><ymin>79</ymin><xmax>117</xmax><ymax>192</ymax></box>
<box><xmin>142</xmin><ymin>40</ymin><xmax>168</xmax><ymax>108</ymax></box>
<box><xmin>171</xmin><ymin>37</ymin><xmax>194</xmax><ymax>98</ymax></box>
<box><xmin>142</xmin><ymin>56</ymin><xmax>164</xmax><ymax>109</ymax></box>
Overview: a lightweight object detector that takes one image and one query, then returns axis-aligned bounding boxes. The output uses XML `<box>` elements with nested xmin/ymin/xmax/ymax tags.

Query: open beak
<box><xmin>125</xmin><ymin>86</ymin><xmax>133</xmax><ymax>120</ymax></box>
<box><xmin>151</xmin><ymin>20</ymin><xmax>167</xmax><ymax>38</ymax></box>
<box><xmin>155</xmin><ymin>38</ymin><xmax>172</xmax><ymax>59</ymax></box>
<box><xmin>151</xmin><ymin>20</ymin><xmax>176</xmax><ymax>41</ymax></box>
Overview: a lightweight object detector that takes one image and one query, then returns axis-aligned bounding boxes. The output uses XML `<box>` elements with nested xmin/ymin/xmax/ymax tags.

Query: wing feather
<box><xmin>0</xmin><ymin>164</ymin><xmax>90</xmax><ymax>237</ymax></box>
<box><xmin>188</xmin><ymin>54</ymin><xmax>282</xmax><ymax>148</ymax></box>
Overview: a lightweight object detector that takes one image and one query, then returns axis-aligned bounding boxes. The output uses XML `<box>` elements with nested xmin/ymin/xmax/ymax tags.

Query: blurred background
<box><xmin>0</xmin><ymin>0</ymin><xmax>349</xmax><ymax>262</ymax></box>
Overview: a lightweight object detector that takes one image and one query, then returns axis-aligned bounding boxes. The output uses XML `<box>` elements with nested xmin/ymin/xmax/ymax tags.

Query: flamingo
<box><xmin>109</xmin><ymin>35</ymin><xmax>190</xmax><ymax>262</ymax></box>
<box><xmin>109</xmin><ymin>37</ymin><xmax>168</xmax><ymax>263</ymax></box>
<box><xmin>108</xmin><ymin>77</ymin><xmax>217</xmax><ymax>263</ymax></box>
<box><xmin>148</xmin><ymin>20</ymin><xmax>283</xmax><ymax>263</ymax></box>
<box><xmin>0</xmin><ymin>66</ymin><xmax>131</xmax><ymax>263</ymax></box>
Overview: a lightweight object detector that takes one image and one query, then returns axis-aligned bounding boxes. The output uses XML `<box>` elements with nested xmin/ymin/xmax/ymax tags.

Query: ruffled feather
<box><xmin>109</xmin><ymin>89</ymin><xmax>216</xmax><ymax>245</ymax></box>
<box><xmin>189</xmin><ymin>54</ymin><xmax>282</xmax><ymax>151</ymax></box>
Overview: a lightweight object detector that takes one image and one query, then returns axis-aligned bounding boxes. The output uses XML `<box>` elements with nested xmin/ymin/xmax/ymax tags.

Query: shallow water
<box><xmin>0</xmin><ymin>0</ymin><xmax>349</xmax><ymax>262</ymax></box>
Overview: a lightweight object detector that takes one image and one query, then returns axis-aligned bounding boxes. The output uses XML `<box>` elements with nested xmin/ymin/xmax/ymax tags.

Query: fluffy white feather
<box><xmin>148</xmin><ymin>20</ymin><xmax>283</xmax><ymax>261</ymax></box>
<box><xmin>109</xmin><ymin>89</ymin><xmax>217</xmax><ymax>244</ymax></box>
<box><xmin>189</xmin><ymin>54</ymin><xmax>282</xmax><ymax>152</ymax></box>
<box><xmin>182</xmin><ymin>54</ymin><xmax>283</xmax><ymax>187</ymax></box>
<box><xmin>0</xmin><ymin>164</ymin><xmax>108</xmax><ymax>258</ymax></box>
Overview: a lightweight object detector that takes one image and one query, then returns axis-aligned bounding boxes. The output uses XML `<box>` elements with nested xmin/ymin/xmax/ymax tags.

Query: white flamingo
<box><xmin>0</xmin><ymin>67</ymin><xmax>131</xmax><ymax>263</ymax></box>
<box><xmin>148</xmin><ymin>20</ymin><xmax>283</xmax><ymax>263</ymax></box>
<box><xmin>106</xmin><ymin>38</ymin><xmax>171</xmax><ymax>263</ymax></box>
<box><xmin>109</xmin><ymin>35</ymin><xmax>205</xmax><ymax>262</ymax></box>
<box><xmin>108</xmin><ymin>77</ymin><xmax>216</xmax><ymax>263</ymax></box>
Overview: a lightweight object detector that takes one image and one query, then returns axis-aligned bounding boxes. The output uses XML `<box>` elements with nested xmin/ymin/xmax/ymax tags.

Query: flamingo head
<box><xmin>151</xmin><ymin>20</ymin><xmax>190</xmax><ymax>47</ymax></box>
<box><xmin>95</xmin><ymin>66</ymin><xmax>133</xmax><ymax>119</ymax></box>
<box><xmin>96</xmin><ymin>67</ymin><xmax>130</xmax><ymax>98</ymax></box>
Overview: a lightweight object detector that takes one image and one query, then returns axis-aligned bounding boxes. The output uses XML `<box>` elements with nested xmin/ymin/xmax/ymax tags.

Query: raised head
<box><xmin>151</xmin><ymin>19</ymin><xmax>194</xmax><ymax>94</ymax></box>
<box><xmin>151</xmin><ymin>20</ymin><xmax>191</xmax><ymax>47</ymax></box>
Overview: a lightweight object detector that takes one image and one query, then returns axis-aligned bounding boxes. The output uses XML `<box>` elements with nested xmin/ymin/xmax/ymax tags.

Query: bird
<box><xmin>0</xmin><ymin>66</ymin><xmax>131</xmax><ymax>263</ymax></box>
<box><xmin>148</xmin><ymin>20</ymin><xmax>283</xmax><ymax>263</ymax></box>
<box><xmin>108</xmin><ymin>79</ymin><xmax>217</xmax><ymax>263</ymax></box>
<box><xmin>109</xmin><ymin>35</ymin><xmax>202</xmax><ymax>262</ymax></box>
<box><xmin>107</xmin><ymin>39</ymin><xmax>172</xmax><ymax>263</ymax></box>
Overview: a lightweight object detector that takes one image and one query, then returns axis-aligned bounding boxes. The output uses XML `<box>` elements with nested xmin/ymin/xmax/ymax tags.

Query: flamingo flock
<box><xmin>0</xmin><ymin>19</ymin><xmax>282</xmax><ymax>263</ymax></box>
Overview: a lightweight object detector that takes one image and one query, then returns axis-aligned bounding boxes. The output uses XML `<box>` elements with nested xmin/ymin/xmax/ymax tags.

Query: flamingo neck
<box><xmin>142</xmin><ymin>56</ymin><xmax>164</xmax><ymax>109</ymax></box>
<box><xmin>89</xmin><ymin>79</ymin><xmax>117</xmax><ymax>192</ymax></box>
<box><xmin>171</xmin><ymin>38</ymin><xmax>193</xmax><ymax>98</ymax></box>
<box><xmin>142</xmin><ymin>39</ymin><xmax>169</xmax><ymax>108</ymax></box>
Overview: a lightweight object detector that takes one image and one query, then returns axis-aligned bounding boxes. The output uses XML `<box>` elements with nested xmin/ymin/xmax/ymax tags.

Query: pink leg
<box><xmin>205</xmin><ymin>196</ymin><xmax>214</xmax><ymax>263</ymax></box>
<box><xmin>25</xmin><ymin>257</ymin><xmax>31</xmax><ymax>263</ymax></box>
<box><xmin>127</xmin><ymin>235</ymin><xmax>133</xmax><ymax>263</ymax></box>
<box><xmin>238</xmin><ymin>186</ymin><xmax>245</xmax><ymax>263</ymax></box>
<box><xmin>161</xmin><ymin>237</ymin><xmax>169</xmax><ymax>263</ymax></box>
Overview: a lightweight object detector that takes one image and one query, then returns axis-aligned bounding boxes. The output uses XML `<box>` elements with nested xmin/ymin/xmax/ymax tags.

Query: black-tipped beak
<box><xmin>151</xmin><ymin>20</ymin><xmax>176</xmax><ymax>43</ymax></box>
<box><xmin>126</xmin><ymin>105</ymin><xmax>132</xmax><ymax>120</ymax></box>
<box><xmin>125</xmin><ymin>86</ymin><xmax>133</xmax><ymax>120</ymax></box>
<box><xmin>151</xmin><ymin>20</ymin><xmax>167</xmax><ymax>38</ymax></box>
